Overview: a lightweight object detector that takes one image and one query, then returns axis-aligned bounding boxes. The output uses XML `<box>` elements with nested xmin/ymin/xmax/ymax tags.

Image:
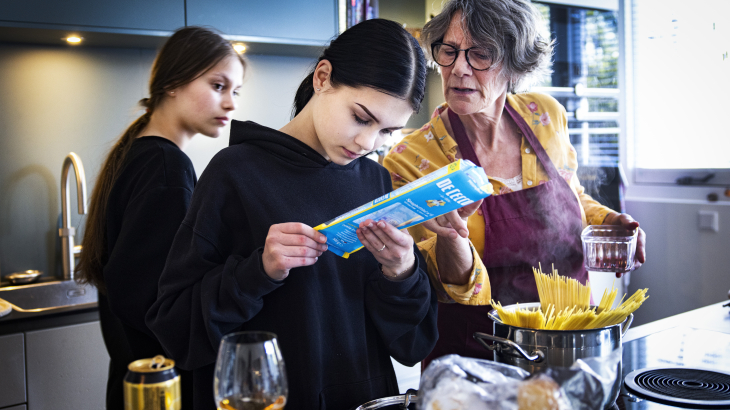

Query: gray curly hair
<box><xmin>421</xmin><ymin>0</ymin><xmax>553</xmax><ymax>93</ymax></box>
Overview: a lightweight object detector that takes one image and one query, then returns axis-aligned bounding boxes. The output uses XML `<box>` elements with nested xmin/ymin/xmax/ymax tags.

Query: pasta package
<box><xmin>314</xmin><ymin>159</ymin><xmax>493</xmax><ymax>258</ymax></box>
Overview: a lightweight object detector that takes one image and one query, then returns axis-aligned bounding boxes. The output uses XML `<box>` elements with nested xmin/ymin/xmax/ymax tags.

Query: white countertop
<box><xmin>624</xmin><ymin>300</ymin><xmax>730</xmax><ymax>342</ymax></box>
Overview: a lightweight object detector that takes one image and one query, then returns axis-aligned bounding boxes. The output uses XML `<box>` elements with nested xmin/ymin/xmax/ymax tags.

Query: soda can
<box><xmin>124</xmin><ymin>355</ymin><xmax>181</xmax><ymax>410</ymax></box>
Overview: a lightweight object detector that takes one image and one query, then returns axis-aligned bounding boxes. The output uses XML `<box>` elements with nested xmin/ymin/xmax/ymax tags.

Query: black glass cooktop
<box><xmin>617</xmin><ymin>327</ymin><xmax>730</xmax><ymax>409</ymax></box>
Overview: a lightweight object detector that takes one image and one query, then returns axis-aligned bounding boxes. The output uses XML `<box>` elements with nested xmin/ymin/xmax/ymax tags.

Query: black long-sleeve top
<box><xmin>147</xmin><ymin>120</ymin><xmax>438</xmax><ymax>410</ymax></box>
<box><xmin>100</xmin><ymin>136</ymin><xmax>195</xmax><ymax>409</ymax></box>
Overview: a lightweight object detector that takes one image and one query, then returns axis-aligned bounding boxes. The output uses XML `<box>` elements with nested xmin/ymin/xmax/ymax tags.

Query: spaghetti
<box><xmin>490</xmin><ymin>265</ymin><xmax>648</xmax><ymax>330</ymax></box>
<box><xmin>533</xmin><ymin>264</ymin><xmax>591</xmax><ymax>312</ymax></box>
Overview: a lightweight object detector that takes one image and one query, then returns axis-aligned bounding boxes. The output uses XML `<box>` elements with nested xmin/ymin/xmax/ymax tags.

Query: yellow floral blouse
<box><xmin>383</xmin><ymin>92</ymin><xmax>616</xmax><ymax>305</ymax></box>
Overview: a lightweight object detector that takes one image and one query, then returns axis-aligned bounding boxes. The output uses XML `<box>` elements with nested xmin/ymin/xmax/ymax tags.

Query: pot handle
<box><xmin>473</xmin><ymin>332</ymin><xmax>544</xmax><ymax>363</ymax></box>
<box><xmin>400</xmin><ymin>388</ymin><xmax>417</xmax><ymax>409</ymax></box>
<box><xmin>621</xmin><ymin>313</ymin><xmax>634</xmax><ymax>337</ymax></box>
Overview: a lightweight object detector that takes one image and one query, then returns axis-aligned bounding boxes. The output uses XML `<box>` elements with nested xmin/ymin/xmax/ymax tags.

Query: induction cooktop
<box><xmin>617</xmin><ymin>327</ymin><xmax>730</xmax><ymax>409</ymax></box>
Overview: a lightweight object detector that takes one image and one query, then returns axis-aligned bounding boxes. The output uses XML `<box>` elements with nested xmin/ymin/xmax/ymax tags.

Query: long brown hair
<box><xmin>76</xmin><ymin>27</ymin><xmax>245</xmax><ymax>293</ymax></box>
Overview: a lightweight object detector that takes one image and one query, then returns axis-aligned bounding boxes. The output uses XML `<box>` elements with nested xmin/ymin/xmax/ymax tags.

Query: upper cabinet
<box><xmin>0</xmin><ymin>0</ymin><xmax>336</xmax><ymax>54</ymax></box>
<box><xmin>186</xmin><ymin>0</ymin><xmax>337</xmax><ymax>43</ymax></box>
<box><xmin>0</xmin><ymin>0</ymin><xmax>184</xmax><ymax>32</ymax></box>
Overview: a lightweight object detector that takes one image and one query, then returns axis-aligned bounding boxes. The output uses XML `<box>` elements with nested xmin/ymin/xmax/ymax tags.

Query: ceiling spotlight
<box><xmin>65</xmin><ymin>36</ymin><xmax>83</xmax><ymax>44</ymax></box>
<box><xmin>233</xmin><ymin>43</ymin><xmax>246</xmax><ymax>54</ymax></box>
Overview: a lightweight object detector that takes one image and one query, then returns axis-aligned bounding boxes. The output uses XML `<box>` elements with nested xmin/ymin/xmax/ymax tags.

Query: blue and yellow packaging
<box><xmin>314</xmin><ymin>160</ymin><xmax>493</xmax><ymax>258</ymax></box>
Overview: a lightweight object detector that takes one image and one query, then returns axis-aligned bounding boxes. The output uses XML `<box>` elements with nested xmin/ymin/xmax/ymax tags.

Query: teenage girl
<box><xmin>147</xmin><ymin>19</ymin><xmax>438</xmax><ymax>410</ymax></box>
<box><xmin>76</xmin><ymin>26</ymin><xmax>244</xmax><ymax>410</ymax></box>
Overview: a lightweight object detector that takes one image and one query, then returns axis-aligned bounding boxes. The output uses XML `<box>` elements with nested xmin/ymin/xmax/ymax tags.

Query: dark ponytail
<box><xmin>293</xmin><ymin>19</ymin><xmax>427</xmax><ymax>117</ymax></box>
<box><xmin>76</xmin><ymin>27</ymin><xmax>245</xmax><ymax>293</ymax></box>
<box><xmin>293</xmin><ymin>75</ymin><xmax>317</xmax><ymax>117</ymax></box>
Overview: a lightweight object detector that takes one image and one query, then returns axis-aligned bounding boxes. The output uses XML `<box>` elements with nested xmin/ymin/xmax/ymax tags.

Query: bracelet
<box><xmin>380</xmin><ymin>264</ymin><xmax>412</xmax><ymax>279</ymax></box>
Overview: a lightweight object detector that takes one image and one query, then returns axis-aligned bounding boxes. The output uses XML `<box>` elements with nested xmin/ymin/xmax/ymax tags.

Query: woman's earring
<box><xmin>316</xmin><ymin>88</ymin><xmax>321</xmax><ymax>92</ymax></box>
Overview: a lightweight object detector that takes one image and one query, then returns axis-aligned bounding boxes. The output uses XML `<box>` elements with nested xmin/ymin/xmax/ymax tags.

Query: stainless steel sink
<box><xmin>0</xmin><ymin>280</ymin><xmax>98</xmax><ymax>312</ymax></box>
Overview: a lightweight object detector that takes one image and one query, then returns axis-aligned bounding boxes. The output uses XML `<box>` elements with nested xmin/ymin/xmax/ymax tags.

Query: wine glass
<box><xmin>214</xmin><ymin>331</ymin><xmax>288</xmax><ymax>410</ymax></box>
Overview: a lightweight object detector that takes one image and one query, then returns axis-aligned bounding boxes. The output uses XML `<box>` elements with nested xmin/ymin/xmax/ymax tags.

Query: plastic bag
<box><xmin>417</xmin><ymin>355</ymin><xmax>529</xmax><ymax>410</ymax></box>
<box><xmin>418</xmin><ymin>349</ymin><xmax>622</xmax><ymax>410</ymax></box>
<box><xmin>563</xmin><ymin>347</ymin><xmax>623</xmax><ymax>409</ymax></box>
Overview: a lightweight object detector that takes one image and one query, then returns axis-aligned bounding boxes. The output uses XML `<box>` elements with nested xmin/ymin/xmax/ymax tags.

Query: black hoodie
<box><xmin>101</xmin><ymin>136</ymin><xmax>196</xmax><ymax>410</ymax></box>
<box><xmin>147</xmin><ymin>120</ymin><xmax>438</xmax><ymax>410</ymax></box>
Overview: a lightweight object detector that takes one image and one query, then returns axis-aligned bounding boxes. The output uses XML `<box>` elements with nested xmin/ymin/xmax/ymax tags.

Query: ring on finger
<box><xmin>377</xmin><ymin>244</ymin><xmax>386</xmax><ymax>252</ymax></box>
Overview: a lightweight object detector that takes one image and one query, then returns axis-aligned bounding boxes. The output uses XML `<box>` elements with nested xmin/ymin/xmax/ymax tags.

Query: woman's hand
<box><xmin>421</xmin><ymin>199</ymin><xmax>483</xmax><ymax>240</ymax></box>
<box><xmin>421</xmin><ymin>200</ymin><xmax>483</xmax><ymax>286</ymax></box>
<box><xmin>604</xmin><ymin>213</ymin><xmax>646</xmax><ymax>277</ymax></box>
<box><xmin>262</xmin><ymin>223</ymin><xmax>328</xmax><ymax>281</ymax></box>
<box><xmin>356</xmin><ymin>219</ymin><xmax>416</xmax><ymax>280</ymax></box>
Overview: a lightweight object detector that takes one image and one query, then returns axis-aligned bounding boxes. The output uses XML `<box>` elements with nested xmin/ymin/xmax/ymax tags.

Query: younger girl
<box><xmin>147</xmin><ymin>19</ymin><xmax>438</xmax><ymax>410</ymax></box>
<box><xmin>76</xmin><ymin>27</ymin><xmax>244</xmax><ymax>410</ymax></box>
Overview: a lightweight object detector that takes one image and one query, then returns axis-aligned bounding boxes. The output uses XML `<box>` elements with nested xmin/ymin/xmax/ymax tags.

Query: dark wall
<box><xmin>0</xmin><ymin>43</ymin><xmax>312</xmax><ymax>280</ymax></box>
<box><xmin>0</xmin><ymin>44</ymin><xmax>156</xmax><ymax>279</ymax></box>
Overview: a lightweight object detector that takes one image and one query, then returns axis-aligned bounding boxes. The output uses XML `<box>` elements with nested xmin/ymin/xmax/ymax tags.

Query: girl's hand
<box><xmin>262</xmin><ymin>223</ymin><xmax>328</xmax><ymax>281</ymax></box>
<box><xmin>356</xmin><ymin>219</ymin><xmax>415</xmax><ymax>279</ymax></box>
<box><xmin>605</xmin><ymin>213</ymin><xmax>646</xmax><ymax>277</ymax></box>
<box><xmin>421</xmin><ymin>199</ymin><xmax>483</xmax><ymax>240</ymax></box>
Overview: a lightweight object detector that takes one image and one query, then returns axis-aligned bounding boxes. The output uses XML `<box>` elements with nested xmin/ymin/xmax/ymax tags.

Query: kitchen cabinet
<box><xmin>0</xmin><ymin>0</ymin><xmax>331</xmax><ymax>55</ymax></box>
<box><xmin>0</xmin><ymin>0</ymin><xmax>184</xmax><ymax>32</ymax></box>
<box><xmin>0</xmin><ymin>333</ymin><xmax>26</xmax><ymax>408</ymax></box>
<box><xmin>0</xmin><ymin>315</ymin><xmax>108</xmax><ymax>410</ymax></box>
<box><xmin>0</xmin><ymin>299</ymin><xmax>107</xmax><ymax>410</ymax></box>
<box><xmin>186</xmin><ymin>0</ymin><xmax>337</xmax><ymax>43</ymax></box>
<box><xmin>25</xmin><ymin>321</ymin><xmax>108</xmax><ymax>410</ymax></box>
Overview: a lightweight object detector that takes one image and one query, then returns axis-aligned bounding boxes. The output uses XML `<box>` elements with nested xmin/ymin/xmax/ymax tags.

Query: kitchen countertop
<box><xmin>0</xmin><ymin>303</ymin><xmax>99</xmax><ymax>336</ymax></box>
<box><xmin>618</xmin><ymin>301</ymin><xmax>730</xmax><ymax>409</ymax></box>
<box><xmin>624</xmin><ymin>300</ymin><xmax>730</xmax><ymax>342</ymax></box>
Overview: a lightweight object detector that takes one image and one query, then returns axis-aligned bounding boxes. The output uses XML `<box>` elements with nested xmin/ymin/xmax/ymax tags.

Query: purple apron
<box><xmin>422</xmin><ymin>103</ymin><xmax>587</xmax><ymax>369</ymax></box>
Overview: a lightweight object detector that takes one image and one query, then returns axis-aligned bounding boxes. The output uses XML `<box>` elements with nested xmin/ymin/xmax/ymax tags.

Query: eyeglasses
<box><xmin>431</xmin><ymin>42</ymin><xmax>493</xmax><ymax>71</ymax></box>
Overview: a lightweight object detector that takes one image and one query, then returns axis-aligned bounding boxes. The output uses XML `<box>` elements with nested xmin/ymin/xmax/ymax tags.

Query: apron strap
<box><xmin>503</xmin><ymin>103</ymin><xmax>561</xmax><ymax>181</ymax></box>
<box><xmin>447</xmin><ymin>108</ymin><xmax>491</xmax><ymax>219</ymax></box>
<box><xmin>447</xmin><ymin>108</ymin><xmax>481</xmax><ymax>167</ymax></box>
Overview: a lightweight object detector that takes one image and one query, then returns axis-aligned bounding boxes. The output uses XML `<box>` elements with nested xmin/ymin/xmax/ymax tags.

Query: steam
<box><xmin>576</xmin><ymin>166</ymin><xmax>616</xmax><ymax>209</ymax></box>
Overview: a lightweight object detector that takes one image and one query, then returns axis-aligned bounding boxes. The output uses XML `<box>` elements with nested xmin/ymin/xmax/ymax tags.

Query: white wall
<box><xmin>624</xmin><ymin>199</ymin><xmax>730</xmax><ymax>326</ymax></box>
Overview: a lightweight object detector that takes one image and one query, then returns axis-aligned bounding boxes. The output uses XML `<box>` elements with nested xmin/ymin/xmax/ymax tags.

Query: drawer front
<box><xmin>26</xmin><ymin>322</ymin><xmax>108</xmax><ymax>410</ymax></box>
<box><xmin>0</xmin><ymin>333</ymin><xmax>26</xmax><ymax>408</ymax></box>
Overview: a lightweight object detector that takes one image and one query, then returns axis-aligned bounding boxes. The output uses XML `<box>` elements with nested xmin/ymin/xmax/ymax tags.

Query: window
<box><xmin>534</xmin><ymin>1</ymin><xmax>620</xmax><ymax>168</ymax></box>
<box><xmin>535</xmin><ymin>1</ymin><xmax>624</xmax><ymax>211</ymax></box>
<box><xmin>630</xmin><ymin>0</ymin><xmax>730</xmax><ymax>185</ymax></box>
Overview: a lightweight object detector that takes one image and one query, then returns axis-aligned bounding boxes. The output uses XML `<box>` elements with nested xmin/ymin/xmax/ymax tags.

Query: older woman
<box><xmin>383</xmin><ymin>0</ymin><xmax>646</xmax><ymax>368</ymax></box>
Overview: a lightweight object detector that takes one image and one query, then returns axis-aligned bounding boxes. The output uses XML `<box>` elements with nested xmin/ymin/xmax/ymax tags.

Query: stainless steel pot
<box><xmin>474</xmin><ymin>302</ymin><xmax>632</xmax><ymax>409</ymax></box>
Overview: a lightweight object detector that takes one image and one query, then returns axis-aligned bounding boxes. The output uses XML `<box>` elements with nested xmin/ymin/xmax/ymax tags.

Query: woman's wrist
<box><xmin>601</xmin><ymin>212</ymin><xmax>620</xmax><ymax>226</ymax></box>
<box><xmin>434</xmin><ymin>234</ymin><xmax>473</xmax><ymax>286</ymax></box>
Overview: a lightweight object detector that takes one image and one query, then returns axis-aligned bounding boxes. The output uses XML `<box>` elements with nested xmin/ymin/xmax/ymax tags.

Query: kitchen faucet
<box><xmin>60</xmin><ymin>152</ymin><xmax>87</xmax><ymax>281</ymax></box>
